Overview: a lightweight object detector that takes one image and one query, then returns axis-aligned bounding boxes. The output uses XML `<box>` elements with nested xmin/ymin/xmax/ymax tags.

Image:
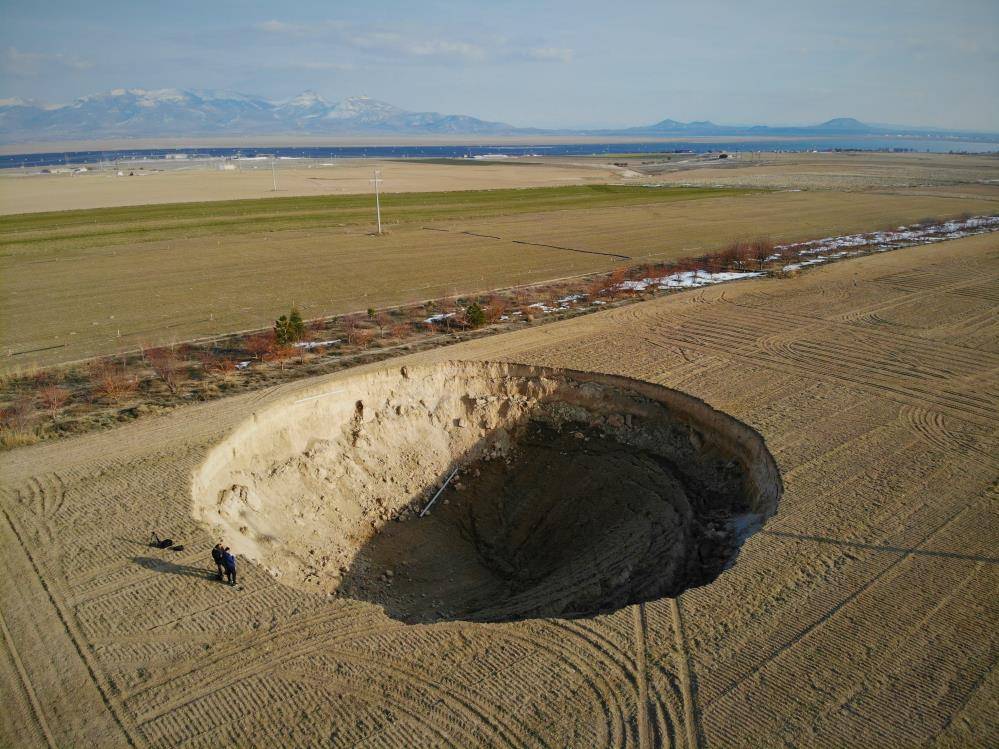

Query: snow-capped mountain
<box><xmin>1</xmin><ymin>87</ymin><xmax>991</xmax><ymax>144</ymax></box>
<box><xmin>323</xmin><ymin>95</ymin><xmax>404</xmax><ymax>123</ymax></box>
<box><xmin>0</xmin><ymin>88</ymin><xmax>517</xmax><ymax>142</ymax></box>
<box><xmin>273</xmin><ymin>90</ymin><xmax>331</xmax><ymax>120</ymax></box>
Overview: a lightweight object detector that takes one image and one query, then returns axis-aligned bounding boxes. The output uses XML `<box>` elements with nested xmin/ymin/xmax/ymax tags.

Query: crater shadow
<box><xmin>339</xmin><ymin>417</ymin><xmax>769</xmax><ymax>624</ymax></box>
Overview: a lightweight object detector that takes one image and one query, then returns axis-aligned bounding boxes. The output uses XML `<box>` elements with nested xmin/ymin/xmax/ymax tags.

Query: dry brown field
<box><xmin>0</xmin><ymin>158</ymin><xmax>623</xmax><ymax>215</ymax></box>
<box><xmin>4</xmin><ymin>185</ymin><xmax>998</xmax><ymax>371</ymax></box>
<box><xmin>616</xmin><ymin>151</ymin><xmax>999</xmax><ymax>191</ymax></box>
<box><xmin>1</xmin><ymin>232</ymin><xmax>997</xmax><ymax>747</ymax></box>
<box><xmin>6</xmin><ymin>152</ymin><xmax>999</xmax><ymax>217</ymax></box>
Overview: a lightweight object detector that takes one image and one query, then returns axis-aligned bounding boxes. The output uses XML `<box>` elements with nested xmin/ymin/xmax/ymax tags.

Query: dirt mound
<box><xmin>192</xmin><ymin>361</ymin><xmax>781</xmax><ymax>622</ymax></box>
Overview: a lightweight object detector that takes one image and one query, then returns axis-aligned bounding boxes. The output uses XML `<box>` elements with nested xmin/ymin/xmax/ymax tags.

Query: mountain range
<box><xmin>0</xmin><ymin>88</ymin><xmax>992</xmax><ymax>144</ymax></box>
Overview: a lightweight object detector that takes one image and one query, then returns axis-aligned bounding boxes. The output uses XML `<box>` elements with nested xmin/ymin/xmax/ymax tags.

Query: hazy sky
<box><xmin>2</xmin><ymin>0</ymin><xmax>997</xmax><ymax>130</ymax></box>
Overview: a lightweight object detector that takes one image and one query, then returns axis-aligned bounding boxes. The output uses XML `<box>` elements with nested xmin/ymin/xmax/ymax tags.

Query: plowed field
<box><xmin>2</xmin><ymin>231</ymin><xmax>996</xmax><ymax>747</ymax></box>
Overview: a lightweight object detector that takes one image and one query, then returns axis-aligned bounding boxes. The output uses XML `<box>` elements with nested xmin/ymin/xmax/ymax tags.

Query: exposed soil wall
<box><xmin>192</xmin><ymin>361</ymin><xmax>782</xmax><ymax>621</ymax></box>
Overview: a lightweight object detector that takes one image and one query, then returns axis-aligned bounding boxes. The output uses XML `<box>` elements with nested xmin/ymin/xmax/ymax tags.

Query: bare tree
<box><xmin>353</xmin><ymin>329</ymin><xmax>375</xmax><ymax>348</ymax></box>
<box><xmin>199</xmin><ymin>352</ymin><xmax>237</xmax><ymax>381</ymax></box>
<box><xmin>1</xmin><ymin>395</ymin><xmax>37</xmax><ymax>430</ymax></box>
<box><xmin>145</xmin><ymin>346</ymin><xmax>185</xmax><ymax>395</ymax></box>
<box><xmin>484</xmin><ymin>295</ymin><xmax>508</xmax><ymax>324</ymax></box>
<box><xmin>89</xmin><ymin>361</ymin><xmax>138</xmax><ymax>402</ymax></box>
<box><xmin>38</xmin><ymin>385</ymin><xmax>70</xmax><ymax>415</ymax></box>
<box><xmin>343</xmin><ymin>314</ymin><xmax>366</xmax><ymax>344</ymax></box>
<box><xmin>264</xmin><ymin>345</ymin><xmax>296</xmax><ymax>370</ymax></box>
<box><xmin>389</xmin><ymin>322</ymin><xmax>411</xmax><ymax>339</ymax></box>
<box><xmin>245</xmin><ymin>333</ymin><xmax>276</xmax><ymax>361</ymax></box>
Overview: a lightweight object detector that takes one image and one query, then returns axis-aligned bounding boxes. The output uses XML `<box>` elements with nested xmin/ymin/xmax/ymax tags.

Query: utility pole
<box><xmin>270</xmin><ymin>155</ymin><xmax>278</xmax><ymax>191</ymax></box>
<box><xmin>370</xmin><ymin>169</ymin><xmax>383</xmax><ymax>235</ymax></box>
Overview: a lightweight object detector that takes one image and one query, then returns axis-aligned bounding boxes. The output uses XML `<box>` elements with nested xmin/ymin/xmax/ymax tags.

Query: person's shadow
<box><xmin>133</xmin><ymin>556</ymin><xmax>217</xmax><ymax>580</ymax></box>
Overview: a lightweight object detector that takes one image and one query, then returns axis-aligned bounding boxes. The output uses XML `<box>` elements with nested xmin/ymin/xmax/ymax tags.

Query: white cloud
<box><xmin>256</xmin><ymin>20</ymin><xmax>304</xmax><ymax>34</ymax></box>
<box><xmin>524</xmin><ymin>47</ymin><xmax>573</xmax><ymax>63</ymax></box>
<box><xmin>408</xmin><ymin>40</ymin><xmax>487</xmax><ymax>61</ymax></box>
<box><xmin>255</xmin><ymin>19</ymin><xmax>349</xmax><ymax>37</ymax></box>
<box><xmin>283</xmin><ymin>61</ymin><xmax>355</xmax><ymax>72</ymax></box>
<box><xmin>2</xmin><ymin>47</ymin><xmax>93</xmax><ymax>76</ymax></box>
<box><xmin>252</xmin><ymin>20</ymin><xmax>567</xmax><ymax>65</ymax></box>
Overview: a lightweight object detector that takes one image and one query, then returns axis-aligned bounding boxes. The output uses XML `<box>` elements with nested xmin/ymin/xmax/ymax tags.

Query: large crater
<box><xmin>193</xmin><ymin>362</ymin><xmax>781</xmax><ymax>623</ymax></box>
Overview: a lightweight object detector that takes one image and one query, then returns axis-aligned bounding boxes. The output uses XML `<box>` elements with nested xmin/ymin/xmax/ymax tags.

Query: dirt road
<box><xmin>1</xmin><ymin>232</ymin><xmax>996</xmax><ymax>747</ymax></box>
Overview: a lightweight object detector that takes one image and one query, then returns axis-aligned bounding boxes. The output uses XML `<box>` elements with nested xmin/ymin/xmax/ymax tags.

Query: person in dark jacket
<box><xmin>211</xmin><ymin>542</ymin><xmax>225</xmax><ymax>580</ymax></box>
<box><xmin>222</xmin><ymin>547</ymin><xmax>237</xmax><ymax>586</ymax></box>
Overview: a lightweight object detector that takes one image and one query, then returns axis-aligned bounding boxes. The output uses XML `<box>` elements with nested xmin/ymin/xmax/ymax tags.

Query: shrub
<box><xmin>465</xmin><ymin>303</ymin><xmax>486</xmax><ymax>328</ymax></box>
<box><xmin>343</xmin><ymin>314</ymin><xmax>367</xmax><ymax>344</ymax></box>
<box><xmin>38</xmin><ymin>385</ymin><xmax>70</xmax><ymax>415</ymax></box>
<box><xmin>0</xmin><ymin>429</ymin><xmax>39</xmax><ymax>449</ymax></box>
<box><xmin>199</xmin><ymin>352</ymin><xmax>237</xmax><ymax>381</ymax></box>
<box><xmin>484</xmin><ymin>296</ymin><xmax>508</xmax><ymax>323</ymax></box>
<box><xmin>263</xmin><ymin>345</ymin><xmax>296</xmax><ymax>369</ymax></box>
<box><xmin>608</xmin><ymin>266</ymin><xmax>628</xmax><ymax>287</ymax></box>
<box><xmin>673</xmin><ymin>257</ymin><xmax>696</xmax><ymax>274</ymax></box>
<box><xmin>704</xmin><ymin>253</ymin><xmax>726</xmax><ymax>274</ymax></box>
<box><xmin>30</xmin><ymin>369</ymin><xmax>54</xmax><ymax>387</ymax></box>
<box><xmin>274</xmin><ymin>307</ymin><xmax>306</xmax><ymax>345</ymax></box>
<box><xmin>777</xmin><ymin>245</ymin><xmax>799</xmax><ymax>263</ymax></box>
<box><xmin>587</xmin><ymin>276</ymin><xmax>610</xmax><ymax>298</ymax></box>
<box><xmin>144</xmin><ymin>347</ymin><xmax>186</xmax><ymax>395</ymax></box>
<box><xmin>0</xmin><ymin>395</ymin><xmax>37</xmax><ymax>430</ymax></box>
<box><xmin>353</xmin><ymin>329</ymin><xmax>375</xmax><ymax>348</ymax></box>
<box><xmin>244</xmin><ymin>332</ymin><xmax>276</xmax><ymax>360</ymax></box>
<box><xmin>749</xmin><ymin>238</ymin><xmax>775</xmax><ymax>268</ymax></box>
<box><xmin>718</xmin><ymin>240</ymin><xmax>747</xmax><ymax>269</ymax></box>
<box><xmin>89</xmin><ymin>361</ymin><xmax>138</xmax><ymax>402</ymax></box>
<box><xmin>595</xmin><ymin>267</ymin><xmax>629</xmax><ymax>299</ymax></box>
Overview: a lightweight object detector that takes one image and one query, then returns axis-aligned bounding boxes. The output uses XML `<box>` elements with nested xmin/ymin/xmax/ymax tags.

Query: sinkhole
<box><xmin>193</xmin><ymin>361</ymin><xmax>782</xmax><ymax>623</ymax></box>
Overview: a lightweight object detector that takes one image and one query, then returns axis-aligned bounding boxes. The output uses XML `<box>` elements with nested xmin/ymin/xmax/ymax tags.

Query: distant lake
<box><xmin>3</xmin><ymin>137</ymin><xmax>997</xmax><ymax>169</ymax></box>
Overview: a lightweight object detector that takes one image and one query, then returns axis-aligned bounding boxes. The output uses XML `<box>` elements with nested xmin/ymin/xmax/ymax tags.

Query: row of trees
<box><xmin>3</xmin><ymin>236</ymin><xmax>790</xmax><ymax>444</ymax></box>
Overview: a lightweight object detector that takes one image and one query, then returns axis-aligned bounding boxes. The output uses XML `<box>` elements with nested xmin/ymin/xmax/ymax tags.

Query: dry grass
<box><xmin>0</xmin><ymin>428</ymin><xmax>39</xmax><ymax>448</ymax></box>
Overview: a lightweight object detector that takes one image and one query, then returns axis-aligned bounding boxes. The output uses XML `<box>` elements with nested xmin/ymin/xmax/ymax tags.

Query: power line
<box><xmin>370</xmin><ymin>169</ymin><xmax>383</xmax><ymax>235</ymax></box>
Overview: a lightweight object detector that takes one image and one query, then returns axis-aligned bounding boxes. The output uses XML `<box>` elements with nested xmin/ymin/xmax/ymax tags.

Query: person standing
<box><xmin>222</xmin><ymin>547</ymin><xmax>237</xmax><ymax>586</ymax></box>
<box><xmin>211</xmin><ymin>542</ymin><xmax>226</xmax><ymax>580</ymax></box>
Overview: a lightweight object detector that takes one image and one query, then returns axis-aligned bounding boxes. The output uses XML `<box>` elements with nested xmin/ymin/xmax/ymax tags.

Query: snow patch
<box><xmin>294</xmin><ymin>339</ymin><xmax>341</xmax><ymax>350</ymax></box>
<box><xmin>617</xmin><ymin>270</ymin><xmax>763</xmax><ymax>292</ymax></box>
